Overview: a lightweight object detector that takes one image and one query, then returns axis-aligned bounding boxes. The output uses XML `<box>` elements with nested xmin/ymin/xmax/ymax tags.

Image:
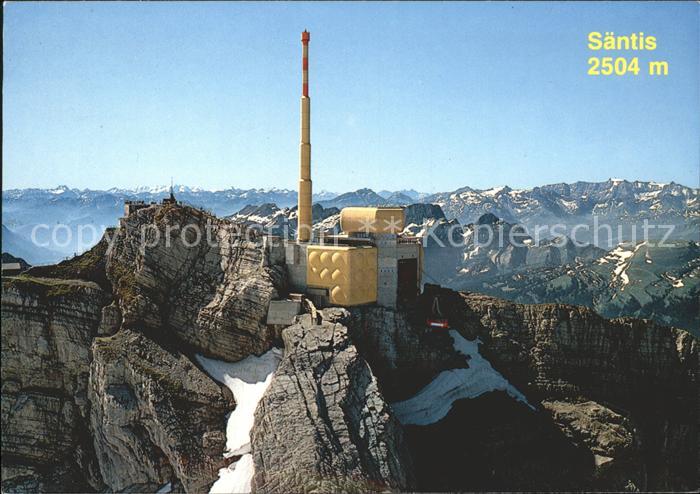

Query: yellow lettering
<box><xmin>603</xmin><ymin>32</ymin><xmax>616</xmax><ymax>50</ymax></box>
<box><xmin>649</xmin><ymin>60</ymin><xmax>668</xmax><ymax>76</ymax></box>
<box><xmin>630</xmin><ymin>33</ymin><xmax>639</xmax><ymax>50</ymax></box>
<box><xmin>646</xmin><ymin>36</ymin><xmax>657</xmax><ymax>50</ymax></box>
<box><xmin>628</xmin><ymin>57</ymin><xmax>640</xmax><ymax>75</ymax></box>
<box><xmin>588</xmin><ymin>32</ymin><xmax>603</xmax><ymax>50</ymax></box>
<box><xmin>616</xmin><ymin>36</ymin><xmax>630</xmax><ymax>50</ymax></box>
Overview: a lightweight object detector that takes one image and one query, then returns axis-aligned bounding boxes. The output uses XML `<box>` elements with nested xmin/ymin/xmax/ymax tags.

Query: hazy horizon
<box><xmin>4</xmin><ymin>2</ymin><xmax>699</xmax><ymax>192</ymax></box>
<box><xmin>2</xmin><ymin>177</ymin><xmax>698</xmax><ymax>195</ymax></box>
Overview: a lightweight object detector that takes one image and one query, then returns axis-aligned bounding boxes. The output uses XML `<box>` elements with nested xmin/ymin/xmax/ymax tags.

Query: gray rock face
<box><xmin>543</xmin><ymin>400</ymin><xmax>643</xmax><ymax>487</ymax></box>
<box><xmin>441</xmin><ymin>289</ymin><xmax>697</xmax><ymax>491</ymax></box>
<box><xmin>107</xmin><ymin>204</ymin><xmax>286</xmax><ymax>361</ymax></box>
<box><xmin>403</xmin><ymin>203</ymin><xmax>446</xmax><ymax>225</ymax></box>
<box><xmin>404</xmin><ymin>393</ymin><xmax>593</xmax><ymax>491</ymax></box>
<box><xmin>457</xmin><ymin>292</ymin><xmax>697</xmax><ymax>404</ymax></box>
<box><xmin>252</xmin><ymin>309</ymin><xmax>413</xmax><ymax>492</ymax></box>
<box><xmin>1</xmin><ymin>277</ymin><xmax>108</xmax><ymax>492</ymax></box>
<box><xmin>89</xmin><ymin>329</ymin><xmax>232</xmax><ymax>493</ymax></box>
<box><xmin>394</xmin><ymin>288</ymin><xmax>697</xmax><ymax>492</ymax></box>
<box><xmin>455</xmin><ymin>216</ymin><xmax>607</xmax><ymax>281</ymax></box>
<box><xmin>347</xmin><ymin>306</ymin><xmax>466</xmax><ymax>401</ymax></box>
<box><xmin>2</xmin><ymin>205</ymin><xmax>291</xmax><ymax>493</ymax></box>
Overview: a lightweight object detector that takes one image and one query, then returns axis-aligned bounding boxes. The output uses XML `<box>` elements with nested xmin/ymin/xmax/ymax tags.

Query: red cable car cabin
<box><xmin>427</xmin><ymin>295</ymin><xmax>449</xmax><ymax>329</ymax></box>
<box><xmin>427</xmin><ymin>319</ymin><xmax>449</xmax><ymax>329</ymax></box>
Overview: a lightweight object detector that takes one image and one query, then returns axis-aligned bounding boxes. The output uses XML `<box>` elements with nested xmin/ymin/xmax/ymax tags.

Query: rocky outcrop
<box><xmin>456</xmin><ymin>292</ymin><xmax>697</xmax><ymax>405</ymax></box>
<box><xmin>403</xmin><ymin>288</ymin><xmax>697</xmax><ymax>491</ymax></box>
<box><xmin>1</xmin><ymin>277</ymin><xmax>108</xmax><ymax>492</ymax></box>
<box><xmin>453</xmin><ymin>215</ymin><xmax>606</xmax><ymax>282</ymax></box>
<box><xmin>252</xmin><ymin>309</ymin><xmax>413</xmax><ymax>492</ymax></box>
<box><xmin>25</xmin><ymin>230</ymin><xmax>114</xmax><ymax>292</ymax></box>
<box><xmin>543</xmin><ymin>399</ymin><xmax>644</xmax><ymax>488</ymax></box>
<box><xmin>457</xmin><ymin>239</ymin><xmax>700</xmax><ymax>336</ymax></box>
<box><xmin>406</xmin><ymin>393</ymin><xmax>595</xmax><ymax>491</ymax></box>
<box><xmin>346</xmin><ymin>306</ymin><xmax>466</xmax><ymax>401</ymax></box>
<box><xmin>459</xmin><ymin>292</ymin><xmax>698</xmax><ymax>490</ymax></box>
<box><xmin>2</xmin><ymin>204</ymin><xmax>290</xmax><ymax>493</ymax></box>
<box><xmin>107</xmin><ymin>204</ymin><xmax>286</xmax><ymax>361</ymax></box>
<box><xmin>403</xmin><ymin>203</ymin><xmax>446</xmax><ymax>225</ymax></box>
<box><xmin>89</xmin><ymin>329</ymin><xmax>232</xmax><ymax>493</ymax></box>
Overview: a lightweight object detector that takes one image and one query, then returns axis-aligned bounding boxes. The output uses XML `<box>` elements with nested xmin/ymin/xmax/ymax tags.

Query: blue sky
<box><xmin>3</xmin><ymin>1</ymin><xmax>698</xmax><ymax>192</ymax></box>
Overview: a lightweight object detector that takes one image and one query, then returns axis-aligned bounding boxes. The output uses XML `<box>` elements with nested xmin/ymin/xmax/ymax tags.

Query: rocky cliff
<box><xmin>90</xmin><ymin>329</ymin><xmax>232</xmax><ymax>492</ymax></box>
<box><xmin>465</xmin><ymin>290</ymin><xmax>697</xmax><ymax>490</ymax></box>
<box><xmin>399</xmin><ymin>287</ymin><xmax>697</xmax><ymax>491</ymax></box>
<box><xmin>108</xmin><ymin>204</ymin><xmax>286</xmax><ymax>361</ymax></box>
<box><xmin>1</xmin><ymin>277</ymin><xmax>108</xmax><ymax>492</ymax></box>
<box><xmin>1</xmin><ymin>204</ymin><xmax>697</xmax><ymax>493</ymax></box>
<box><xmin>2</xmin><ymin>204</ymin><xmax>287</xmax><ymax>492</ymax></box>
<box><xmin>252</xmin><ymin>309</ymin><xmax>413</xmax><ymax>492</ymax></box>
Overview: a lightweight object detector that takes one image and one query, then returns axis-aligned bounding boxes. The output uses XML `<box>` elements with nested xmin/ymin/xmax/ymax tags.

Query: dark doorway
<box><xmin>397</xmin><ymin>258</ymin><xmax>418</xmax><ymax>306</ymax></box>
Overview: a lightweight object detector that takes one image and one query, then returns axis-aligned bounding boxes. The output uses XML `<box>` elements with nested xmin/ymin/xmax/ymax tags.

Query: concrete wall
<box><xmin>285</xmin><ymin>243</ymin><xmax>308</xmax><ymax>293</ymax></box>
<box><xmin>375</xmin><ymin>234</ymin><xmax>399</xmax><ymax>308</ymax></box>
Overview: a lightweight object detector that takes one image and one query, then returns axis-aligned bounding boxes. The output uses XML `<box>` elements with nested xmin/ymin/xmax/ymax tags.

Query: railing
<box><xmin>397</xmin><ymin>236</ymin><xmax>421</xmax><ymax>244</ymax></box>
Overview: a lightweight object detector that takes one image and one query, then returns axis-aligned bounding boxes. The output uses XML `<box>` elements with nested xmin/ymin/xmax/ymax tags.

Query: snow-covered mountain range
<box><xmin>426</xmin><ymin>179</ymin><xmax>697</xmax><ymax>224</ymax></box>
<box><xmin>1</xmin><ymin>186</ymin><xmax>336</xmax><ymax>261</ymax></box>
<box><xmin>2</xmin><ymin>180</ymin><xmax>697</xmax><ymax>264</ymax></box>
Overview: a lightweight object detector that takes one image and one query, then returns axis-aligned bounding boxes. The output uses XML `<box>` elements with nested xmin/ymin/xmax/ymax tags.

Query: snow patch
<box><xmin>558</xmin><ymin>198</ymin><xmax>579</xmax><ymax>212</ymax></box>
<box><xmin>196</xmin><ymin>348</ymin><xmax>283</xmax><ymax>494</ymax></box>
<box><xmin>639</xmin><ymin>190</ymin><xmax>662</xmax><ymax>201</ymax></box>
<box><xmin>481</xmin><ymin>186</ymin><xmax>506</xmax><ymax>197</ymax></box>
<box><xmin>666</xmin><ymin>274</ymin><xmax>685</xmax><ymax>288</ymax></box>
<box><xmin>603</xmin><ymin>242</ymin><xmax>645</xmax><ymax>286</ymax></box>
<box><xmin>391</xmin><ymin>330</ymin><xmax>534</xmax><ymax>426</ymax></box>
<box><xmin>209</xmin><ymin>454</ymin><xmax>254</xmax><ymax>494</ymax></box>
<box><xmin>314</xmin><ymin>213</ymin><xmax>341</xmax><ymax>232</ymax></box>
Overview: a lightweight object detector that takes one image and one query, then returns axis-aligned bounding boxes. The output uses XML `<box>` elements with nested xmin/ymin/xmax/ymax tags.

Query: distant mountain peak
<box><xmin>477</xmin><ymin>213</ymin><xmax>500</xmax><ymax>225</ymax></box>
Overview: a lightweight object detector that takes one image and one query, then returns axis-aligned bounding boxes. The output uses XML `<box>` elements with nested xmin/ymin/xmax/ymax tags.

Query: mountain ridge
<box><xmin>3</xmin><ymin>179</ymin><xmax>697</xmax><ymax>263</ymax></box>
<box><xmin>5</xmin><ymin>178</ymin><xmax>696</xmax><ymax>196</ymax></box>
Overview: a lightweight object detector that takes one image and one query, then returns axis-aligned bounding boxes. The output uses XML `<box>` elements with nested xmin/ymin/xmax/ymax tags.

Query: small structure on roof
<box><xmin>1</xmin><ymin>262</ymin><xmax>23</xmax><ymax>277</ymax></box>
